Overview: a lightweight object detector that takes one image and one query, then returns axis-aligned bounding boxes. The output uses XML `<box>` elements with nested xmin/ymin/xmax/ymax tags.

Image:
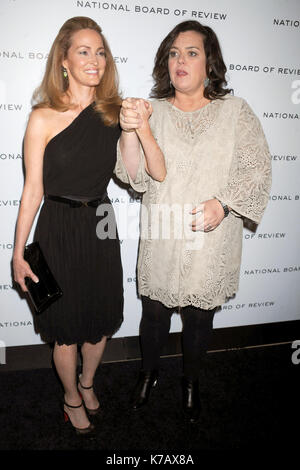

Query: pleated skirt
<box><xmin>33</xmin><ymin>198</ymin><xmax>123</xmax><ymax>345</ymax></box>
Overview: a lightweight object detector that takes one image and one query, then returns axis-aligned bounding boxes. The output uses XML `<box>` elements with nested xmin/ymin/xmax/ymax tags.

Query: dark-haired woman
<box><xmin>115</xmin><ymin>20</ymin><xmax>272</xmax><ymax>423</ymax></box>
<box><xmin>13</xmin><ymin>17</ymin><xmax>149</xmax><ymax>436</ymax></box>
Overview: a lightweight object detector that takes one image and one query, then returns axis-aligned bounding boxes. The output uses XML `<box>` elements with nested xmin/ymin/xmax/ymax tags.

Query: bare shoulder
<box><xmin>26</xmin><ymin>108</ymin><xmax>51</xmax><ymax>134</ymax></box>
<box><xmin>26</xmin><ymin>107</ymin><xmax>63</xmax><ymax>144</ymax></box>
<box><xmin>28</xmin><ymin>107</ymin><xmax>59</xmax><ymax>128</ymax></box>
<box><xmin>23</xmin><ymin>109</ymin><xmax>57</xmax><ymax>167</ymax></box>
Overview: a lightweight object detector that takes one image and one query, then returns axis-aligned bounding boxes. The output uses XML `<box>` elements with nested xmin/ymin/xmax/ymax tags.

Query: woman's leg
<box><xmin>79</xmin><ymin>337</ymin><xmax>107</xmax><ymax>410</ymax></box>
<box><xmin>53</xmin><ymin>342</ymin><xmax>90</xmax><ymax>429</ymax></box>
<box><xmin>181</xmin><ymin>305</ymin><xmax>216</xmax><ymax>379</ymax></box>
<box><xmin>140</xmin><ymin>296</ymin><xmax>173</xmax><ymax>371</ymax></box>
<box><xmin>130</xmin><ymin>296</ymin><xmax>173</xmax><ymax>409</ymax></box>
<box><xmin>180</xmin><ymin>305</ymin><xmax>216</xmax><ymax>422</ymax></box>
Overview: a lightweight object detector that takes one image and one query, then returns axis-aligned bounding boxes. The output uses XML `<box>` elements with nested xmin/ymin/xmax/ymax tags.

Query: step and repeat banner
<box><xmin>0</xmin><ymin>0</ymin><xmax>299</xmax><ymax>347</ymax></box>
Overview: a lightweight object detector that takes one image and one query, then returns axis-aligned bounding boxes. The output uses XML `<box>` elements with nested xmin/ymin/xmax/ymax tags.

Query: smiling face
<box><xmin>62</xmin><ymin>28</ymin><xmax>106</xmax><ymax>89</ymax></box>
<box><xmin>168</xmin><ymin>30</ymin><xmax>207</xmax><ymax>96</ymax></box>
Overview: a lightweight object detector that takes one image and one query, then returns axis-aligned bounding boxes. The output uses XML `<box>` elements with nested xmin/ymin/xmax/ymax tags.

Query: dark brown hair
<box><xmin>150</xmin><ymin>20</ymin><xmax>232</xmax><ymax>100</ymax></box>
<box><xmin>32</xmin><ymin>17</ymin><xmax>121</xmax><ymax>126</ymax></box>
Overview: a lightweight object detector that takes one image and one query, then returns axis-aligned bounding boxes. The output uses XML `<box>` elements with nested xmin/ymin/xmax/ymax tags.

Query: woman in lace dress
<box><xmin>115</xmin><ymin>20</ymin><xmax>271</xmax><ymax>423</ymax></box>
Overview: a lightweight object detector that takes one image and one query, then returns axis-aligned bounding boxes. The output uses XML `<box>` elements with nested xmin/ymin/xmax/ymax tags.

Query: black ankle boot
<box><xmin>130</xmin><ymin>370</ymin><xmax>158</xmax><ymax>410</ymax></box>
<box><xmin>182</xmin><ymin>376</ymin><xmax>201</xmax><ymax>423</ymax></box>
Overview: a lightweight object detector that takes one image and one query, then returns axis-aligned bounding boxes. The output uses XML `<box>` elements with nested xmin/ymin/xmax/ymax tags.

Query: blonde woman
<box><xmin>13</xmin><ymin>17</ymin><xmax>125</xmax><ymax>435</ymax></box>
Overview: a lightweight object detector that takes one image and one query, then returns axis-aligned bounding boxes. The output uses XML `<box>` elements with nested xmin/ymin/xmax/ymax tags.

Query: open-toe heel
<box><xmin>63</xmin><ymin>400</ymin><xmax>95</xmax><ymax>436</ymax></box>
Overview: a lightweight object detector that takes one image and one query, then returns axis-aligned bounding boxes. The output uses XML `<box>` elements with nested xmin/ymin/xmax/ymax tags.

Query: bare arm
<box><xmin>119</xmin><ymin>127</ymin><xmax>141</xmax><ymax>182</ymax></box>
<box><xmin>13</xmin><ymin>110</ymin><xmax>48</xmax><ymax>291</ymax></box>
<box><xmin>119</xmin><ymin>98</ymin><xmax>166</xmax><ymax>182</ymax></box>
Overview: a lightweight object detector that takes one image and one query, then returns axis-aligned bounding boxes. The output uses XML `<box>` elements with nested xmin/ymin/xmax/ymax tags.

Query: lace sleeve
<box><xmin>215</xmin><ymin>99</ymin><xmax>272</xmax><ymax>224</ymax></box>
<box><xmin>114</xmin><ymin>139</ymin><xmax>149</xmax><ymax>193</ymax></box>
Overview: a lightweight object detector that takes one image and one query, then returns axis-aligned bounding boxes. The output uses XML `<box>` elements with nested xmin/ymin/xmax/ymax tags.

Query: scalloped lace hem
<box><xmin>139</xmin><ymin>288</ymin><xmax>237</xmax><ymax>310</ymax></box>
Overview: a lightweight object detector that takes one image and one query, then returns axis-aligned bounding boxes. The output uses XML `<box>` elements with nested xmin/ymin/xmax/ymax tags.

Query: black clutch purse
<box><xmin>24</xmin><ymin>242</ymin><xmax>63</xmax><ymax>314</ymax></box>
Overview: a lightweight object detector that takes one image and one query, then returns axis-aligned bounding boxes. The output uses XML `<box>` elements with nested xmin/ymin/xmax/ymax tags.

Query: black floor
<box><xmin>0</xmin><ymin>343</ymin><xmax>298</xmax><ymax>453</ymax></box>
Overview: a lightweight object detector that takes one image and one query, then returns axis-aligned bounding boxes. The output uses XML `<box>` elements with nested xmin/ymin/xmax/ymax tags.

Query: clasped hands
<box><xmin>120</xmin><ymin>97</ymin><xmax>152</xmax><ymax>133</ymax></box>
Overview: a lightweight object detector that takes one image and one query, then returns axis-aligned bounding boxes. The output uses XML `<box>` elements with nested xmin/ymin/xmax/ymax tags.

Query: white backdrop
<box><xmin>0</xmin><ymin>0</ymin><xmax>299</xmax><ymax>347</ymax></box>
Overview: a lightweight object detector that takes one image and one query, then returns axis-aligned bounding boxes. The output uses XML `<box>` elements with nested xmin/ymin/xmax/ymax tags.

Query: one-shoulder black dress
<box><xmin>33</xmin><ymin>103</ymin><xmax>123</xmax><ymax>345</ymax></box>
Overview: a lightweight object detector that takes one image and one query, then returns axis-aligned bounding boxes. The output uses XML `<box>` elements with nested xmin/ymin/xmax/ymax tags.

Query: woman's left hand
<box><xmin>120</xmin><ymin>98</ymin><xmax>152</xmax><ymax>133</ymax></box>
<box><xmin>190</xmin><ymin>199</ymin><xmax>225</xmax><ymax>232</ymax></box>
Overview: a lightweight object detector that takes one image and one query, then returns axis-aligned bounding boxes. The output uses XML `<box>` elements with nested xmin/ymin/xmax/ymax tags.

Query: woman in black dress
<box><xmin>13</xmin><ymin>17</ymin><xmax>124</xmax><ymax>435</ymax></box>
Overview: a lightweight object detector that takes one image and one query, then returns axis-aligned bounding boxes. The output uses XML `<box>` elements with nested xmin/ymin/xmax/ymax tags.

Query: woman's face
<box><xmin>168</xmin><ymin>31</ymin><xmax>207</xmax><ymax>96</ymax></box>
<box><xmin>62</xmin><ymin>28</ymin><xmax>106</xmax><ymax>88</ymax></box>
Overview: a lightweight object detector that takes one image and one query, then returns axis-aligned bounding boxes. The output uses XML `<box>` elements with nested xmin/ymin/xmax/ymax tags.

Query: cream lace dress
<box><xmin>114</xmin><ymin>95</ymin><xmax>272</xmax><ymax>310</ymax></box>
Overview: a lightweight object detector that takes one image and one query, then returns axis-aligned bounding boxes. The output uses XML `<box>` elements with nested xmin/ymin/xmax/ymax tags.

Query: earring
<box><xmin>62</xmin><ymin>67</ymin><xmax>68</xmax><ymax>79</ymax></box>
<box><xmin>204</xmin><ymin>77</ymin><xmax>210</xmax><ymax>88</ymax></box>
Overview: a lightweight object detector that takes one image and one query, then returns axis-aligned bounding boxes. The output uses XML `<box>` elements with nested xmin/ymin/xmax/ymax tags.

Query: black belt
<box><xmin>45</xmin><ymin>193</ymin><xmax>108</xmax><ymax>208</ymax></box>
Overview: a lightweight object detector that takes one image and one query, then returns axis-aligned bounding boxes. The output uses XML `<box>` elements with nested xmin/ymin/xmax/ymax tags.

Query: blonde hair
<box><xmin>32</xmin><ymin>16</ymin><xmax>121</xmax><ymax>126</ymax></box>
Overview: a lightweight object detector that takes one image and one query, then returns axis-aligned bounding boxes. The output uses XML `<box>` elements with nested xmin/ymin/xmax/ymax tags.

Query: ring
<box><xmin>206</xmin><ymin>224</ymin><xmax>212</xmax><ymax>231</ymax></box>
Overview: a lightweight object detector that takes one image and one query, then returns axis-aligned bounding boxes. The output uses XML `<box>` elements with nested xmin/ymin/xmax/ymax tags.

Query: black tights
<box><xmin>140</xmin><ymin>296</ymin><xmax>216</xmax><ymax>380</ymax></box>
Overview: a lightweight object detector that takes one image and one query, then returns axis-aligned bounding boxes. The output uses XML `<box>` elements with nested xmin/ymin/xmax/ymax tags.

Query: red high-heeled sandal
<box><xmin>63</xmin><ymin>400</ymin><xmax>95</xmax><ymax>436</ymax></box>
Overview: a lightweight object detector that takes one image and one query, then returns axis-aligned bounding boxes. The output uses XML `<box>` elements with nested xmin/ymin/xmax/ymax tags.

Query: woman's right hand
<box><xmin>120</xmin><ymin>98</ymin><xmax>152</xmax><ymax>133</ymax></box>
<box><xmin>13</xmin><ymin>256</ymin><xmax>39</xmax><ymax>293</ymax></box>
